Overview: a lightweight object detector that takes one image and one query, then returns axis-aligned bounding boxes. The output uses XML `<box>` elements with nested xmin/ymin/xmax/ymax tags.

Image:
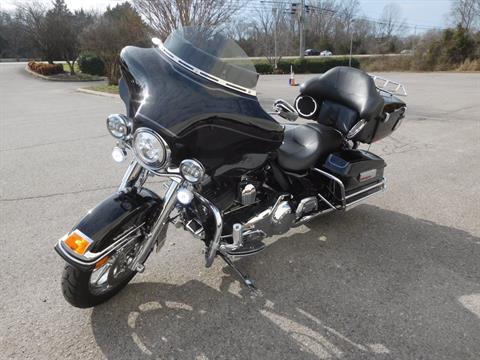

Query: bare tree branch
<box><xmin>450</xmin><ymin>0</ymin><xmax>480</xmax><ymax>30</ymax></box>
<box><xmin>132</xmin><ymin>0</ymin><xmax>245</xmax><ymax>40</ymax></box>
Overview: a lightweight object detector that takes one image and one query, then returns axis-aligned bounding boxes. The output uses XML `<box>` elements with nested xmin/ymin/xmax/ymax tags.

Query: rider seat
<box><xmin>277</xmin><ymin>123</ymin><xmax>343</xmax><ymax>172</ymax></box>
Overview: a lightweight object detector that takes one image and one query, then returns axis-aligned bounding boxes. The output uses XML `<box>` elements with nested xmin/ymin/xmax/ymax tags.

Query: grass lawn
<box><xmin>58</xmin><ymin>63</ymin><xmax>104</xmax><ymax>80</ymax></box>
<box><xmin>62</xmin><ymin>63</ymin><xmax>81</xmax><ymax>73</ymax></box>
<box><xmin>85</xmin><ymin>83</ymin><xmax>119</xmax><ymax>94</ymax></box>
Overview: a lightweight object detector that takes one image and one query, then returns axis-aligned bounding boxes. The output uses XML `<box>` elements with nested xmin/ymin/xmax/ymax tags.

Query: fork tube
<box><xmin>118</xmin><ymin>160</ymin><xmax>143</xmax><ymax>192</ymax></box>
<box><xmin>128</xmin><ymin>177</ymin><xmax>183</xmax><ymax>271</ymax></box>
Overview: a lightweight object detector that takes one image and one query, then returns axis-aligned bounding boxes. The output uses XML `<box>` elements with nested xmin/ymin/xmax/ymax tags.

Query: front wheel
<box><xmin>61</xmin><ymin>241</ymin><xmax>140</xmax><ymax>308</ymax></box>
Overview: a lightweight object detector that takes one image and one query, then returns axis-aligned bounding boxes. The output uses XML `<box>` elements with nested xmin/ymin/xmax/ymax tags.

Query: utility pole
<box><xmin>348</xmin><ymin>18</ymin><xmax>355</xmax><ymax>67</ymax></box>
<box><xmin>299</xmin><ymin>0</ymin><xmax>305</xmax><ymax>58</ymax></box>
<box><xmin>273</xmin><ymin>7</ymin><xmax>278</xmax><ymax>69</ymax></box>
<box><xmin>413</xmin><ymin>25</ymin><xmax>417</xmax><ymax>55</ymax></box>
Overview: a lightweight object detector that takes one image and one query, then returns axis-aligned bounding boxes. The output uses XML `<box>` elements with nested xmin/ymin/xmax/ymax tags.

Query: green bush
<box><xmin>27</xmin><ymin>61</ymin><xmax>64</xmax><ymax>75</ymax></box>
<box><xmin>255</xmin><ymin>57</ymin><xmax>360</xmax><ymax>74</ymax></box>
<box><xmin>78</xmin><ymin>54</ymin><xmax>105</xmax><ymax>76</ymax></box>
<box><xmin>254</xmin><ymin>62</ymin><xmax>274</xmax><ymax>74</ymax></box>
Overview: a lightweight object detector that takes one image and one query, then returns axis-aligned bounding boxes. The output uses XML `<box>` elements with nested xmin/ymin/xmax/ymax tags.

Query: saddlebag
<box><xmin>323</xmin><ymin>149</ymin><xmax>385</xmax><ymax>194</ymax></box>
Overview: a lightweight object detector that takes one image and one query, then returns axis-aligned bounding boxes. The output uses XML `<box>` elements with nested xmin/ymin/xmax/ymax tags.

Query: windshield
<box><xmin>161</xmin><ymin>27</ymin><xmax>258</xmax><ymax>94</ymax></box>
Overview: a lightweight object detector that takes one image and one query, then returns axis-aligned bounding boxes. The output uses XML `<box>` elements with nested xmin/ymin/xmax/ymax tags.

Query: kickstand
<box><xmin>219</xmin><ymin>252</ymin><xmax>257</xmax><ymax>292</ymax></box>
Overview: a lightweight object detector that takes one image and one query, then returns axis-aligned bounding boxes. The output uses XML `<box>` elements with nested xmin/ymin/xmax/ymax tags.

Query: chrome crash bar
<box><xmin>295</xmin><ymin>168</ymin><xmax>386</xmax><ymax>226</ymax></box>
<box><xmin>126</xmin><ymin>167</ymin><xmax>223</xmax><ymax>271</ymax></box>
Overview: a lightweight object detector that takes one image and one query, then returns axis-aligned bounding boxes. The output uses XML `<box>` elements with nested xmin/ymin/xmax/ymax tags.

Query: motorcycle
<box><xmin>55</xmin><ymin>27</ymin><xmax>406</xmax><ymax>308</ymax></box>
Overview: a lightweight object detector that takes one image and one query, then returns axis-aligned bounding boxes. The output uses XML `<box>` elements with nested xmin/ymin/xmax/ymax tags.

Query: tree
<box><xmin>68</xmin><ymin>10</ymin><xmax>95</xmax><ymax>72</ymax></box>
<box><xmin>44</xmin><ymin>0</ymin><xmax>75</xmax><ymax>72</ymax></box>
<box><xmin>307</xmin><ymin>0</ymin><xmax>342</xmax><ymax>49</ymax></box>
<box><xmin>376</xmin><ymin>4</ymin><xmax>407</xmax><ymax>53</ymax></box>
<box><xmin>251</xmin><ymin>5</ymin><xmax>282</xmax><ymax>63</ymax></box>
<box><xmin>80</xmin><ymin>3</ymin><xmax>149</xmax><ymax>85</ymax></box>
<box><xmin>425</xmin><ymin>25</ymin><xmax>476</xmax><ymax>69</ymax></box>
<box><xmin>450</xmin><ymin>0</ymin><xmax>480</xmax><ymax>31</ymax></box>
<box><xmin>16</xmin><ymin>1</ymin><xmax>60</xmax><ymax>63</ymax></box>
<box><xmin>133</xmin><ymin>0</ymin><xmax>243</xmax><ymax>40</ymax></box>
<box><xmin>378</xmin><ymin>4</ymin><xmax>406</xmax><ymax>39</ymax></box>
<box><xmin>0</xmin><ymin>12</ymin><xmax>10</xmax><ymax>56</ymax></box>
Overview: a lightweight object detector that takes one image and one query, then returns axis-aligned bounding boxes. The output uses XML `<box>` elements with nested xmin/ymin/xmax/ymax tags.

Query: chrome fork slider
<box><xmin>128</xmin><ymin>177</ymin><xmax>183</xmax><ymax>272</ymax></box>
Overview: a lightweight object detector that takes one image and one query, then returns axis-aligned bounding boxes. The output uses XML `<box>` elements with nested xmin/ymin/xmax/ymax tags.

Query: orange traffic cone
<box><xmin>289</xmin><ymin>65</ymin><xmax>299</xmax><ymax>86</ymax></box>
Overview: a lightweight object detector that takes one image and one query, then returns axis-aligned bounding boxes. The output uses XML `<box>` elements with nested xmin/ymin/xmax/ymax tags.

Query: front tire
<box><xmin>61</xmin><ymin>263</ymin><xmax>136</xmax><ymax>308</ymax></box>
<box><xmin>61</xmin><ymin>236</ymin><xmax>144</xmax><ymax>308</ymax></box>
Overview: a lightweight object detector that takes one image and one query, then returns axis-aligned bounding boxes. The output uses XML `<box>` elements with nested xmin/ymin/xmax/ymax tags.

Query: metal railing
<box><xmin>370</xmin><ymin>75</ymin><xmax>408</xmax><ymax>96</ymax></box>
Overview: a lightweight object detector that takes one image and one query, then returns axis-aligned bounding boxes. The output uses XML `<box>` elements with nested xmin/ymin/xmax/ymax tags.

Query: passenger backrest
<box><xmin>299</xmin><ymin>67</ymin><xmax>384</xmax><ymax>121</ymax></box>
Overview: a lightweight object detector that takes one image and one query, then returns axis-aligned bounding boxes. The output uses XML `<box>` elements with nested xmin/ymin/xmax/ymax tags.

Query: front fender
<box><xmin>55</xmin><ymin>188</ymin><xmax>162</xmax><ymax>270</ymax></box>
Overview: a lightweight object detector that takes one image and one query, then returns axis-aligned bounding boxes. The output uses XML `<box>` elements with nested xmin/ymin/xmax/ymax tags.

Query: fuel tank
<box><xmin>119</xmin><ymin>46</ymin><xmax>284</xmax><ymax>177</ymax></box>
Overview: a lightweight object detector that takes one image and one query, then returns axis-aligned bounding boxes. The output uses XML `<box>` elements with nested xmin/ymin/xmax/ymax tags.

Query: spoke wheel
<box><xmin>61</xmin><ymin>230</ymin><xmax>148</xmax><ymax>308</ymax></box>
<box><xmin>89</xmin><ymin>240</ymin><xmax>139</xmax><ymax>295</ymax></box>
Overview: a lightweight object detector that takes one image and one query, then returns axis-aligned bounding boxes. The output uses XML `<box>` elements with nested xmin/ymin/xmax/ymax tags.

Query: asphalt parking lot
<box><xmin>1</xmin><ymin>64</ymin><xmax>479</xmax><ymax>360</ymax></box>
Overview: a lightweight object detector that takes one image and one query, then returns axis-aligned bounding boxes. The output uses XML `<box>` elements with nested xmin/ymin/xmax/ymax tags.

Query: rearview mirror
<box><xmin>152</xmin><ymin>37</ymin><xmax>163</xmax><ymax>46</ymax></box>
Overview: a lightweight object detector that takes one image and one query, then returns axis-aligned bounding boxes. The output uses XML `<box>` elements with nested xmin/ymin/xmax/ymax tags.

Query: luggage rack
<box><xmin>370</xmin><ymin>75</ymin><xmax>407</xmax><ymax>97</ymax></box>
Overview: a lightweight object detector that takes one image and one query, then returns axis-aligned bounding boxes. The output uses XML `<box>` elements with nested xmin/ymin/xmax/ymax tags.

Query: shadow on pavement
<box><xmin>91</xmin><ymin>205</ymin><xmax>480</xmax><ymax>360</ymax></box>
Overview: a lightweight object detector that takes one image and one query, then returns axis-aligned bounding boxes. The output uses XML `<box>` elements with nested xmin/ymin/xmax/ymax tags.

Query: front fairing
<box><xmin>120</xmin><ymin>45</ymin><xmax>282</xmax><ymax>136</ymax></box>
<box><xmin>119</xmin><ymin>45</ymin><xmax>283</xmax><ymax>175</ymax></box>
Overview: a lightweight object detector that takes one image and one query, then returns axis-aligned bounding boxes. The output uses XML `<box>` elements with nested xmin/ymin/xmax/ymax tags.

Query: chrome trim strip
<box><xmin>345</xmin><ymin>187</ymin><xmax>385</xmax><ymax>210</ymax></box>
<box><xmin>345</xmin><ymin>179</ymin><xmax>385</xmax><ymax>200</ymax></box>
<box><xmin>193</xmin><ymin>192</ymin><xmax>223</xmax><ymax>268</ymax></box>
<box><xmin>56</xmin><ymin>223</ymin><xmax>145</xmax><ymax>266</ymax></box>
<box><xmin>157</xmin><ymin>44</ymin><xmax>257</xmax><ymax>97</ymax></box>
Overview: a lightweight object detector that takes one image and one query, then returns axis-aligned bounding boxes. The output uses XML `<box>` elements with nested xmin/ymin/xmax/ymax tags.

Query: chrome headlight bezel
<box><xmin>180</xmin><ymin>159</ymin><xmax>205</xmax><ymax>184</ymax></box>
<box><xmin>106</xmin><ymin>114</ymin><xmax>132</xmax><ymax>139</ymax></box>
<box><xmin>132</xmin><ymin>128</ymin><xmax>171</xmax><ymax>171</ymax></box>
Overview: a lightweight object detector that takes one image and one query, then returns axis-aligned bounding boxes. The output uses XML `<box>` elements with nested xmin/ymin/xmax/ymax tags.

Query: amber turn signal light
<box><xmin>95</xmin><ymin>256</ymin><xmax>109</xmax><ymax>269</ymax></box>
<box><xmin>63</xmin><ymin>231</ymin><xmax>93</xmax><ymax>255</ymax></box>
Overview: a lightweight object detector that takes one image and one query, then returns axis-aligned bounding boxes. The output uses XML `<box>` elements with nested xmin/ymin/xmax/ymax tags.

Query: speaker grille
<box><xmin>295</xmin><ymin>95</ymin><xmax>318</xmax><ymax>118</ymax></box>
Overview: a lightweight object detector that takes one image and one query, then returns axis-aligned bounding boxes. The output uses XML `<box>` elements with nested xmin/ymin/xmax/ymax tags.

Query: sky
<box><xmin>1</xmin><ymin>0</ymin><xmax>453</xmax><ymax>34</ymax></box>
<box><xmin>358</xmin><ymin>0</ymin><xmax>453</xmax><ymax>33</ymax></box>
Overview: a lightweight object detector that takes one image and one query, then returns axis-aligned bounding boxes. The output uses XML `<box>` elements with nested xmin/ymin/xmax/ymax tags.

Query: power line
<box><xmin>228</xmin><ymin>0</ymin><xmax>446</xmax><ymax>31</ymax></box>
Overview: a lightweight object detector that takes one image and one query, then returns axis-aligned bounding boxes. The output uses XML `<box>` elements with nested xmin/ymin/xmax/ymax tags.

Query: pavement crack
<box><xmin>0</xmin><ymin>185</ymin><xmax>117</xmax><ymax>202</ymax></box>
<box><xmin>0</xmin><ymin>180</ymin><xmax>165</xmax><ymax>202</ymax></box>
<box><xmin>0</xmin><ymin>134</ymin><xmax>109</xmax><ymax>152</ymax></box>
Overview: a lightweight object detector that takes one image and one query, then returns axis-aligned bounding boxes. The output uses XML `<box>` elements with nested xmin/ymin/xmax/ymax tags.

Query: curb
<box><xmin>24</xmin><ymin>65</ymin><xmax>105</xmax><ymax>82</ymax></box>
<box><xmin>76</xmin><ymin>88</ymin><xmax>120</xmax><ymax>98</ymax></box>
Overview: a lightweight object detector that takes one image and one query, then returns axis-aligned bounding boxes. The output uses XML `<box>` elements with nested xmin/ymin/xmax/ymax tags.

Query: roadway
<box><xmin>0</xmin><ymin>63</ymin><xmax>479</xmax><ymax>359</ymax></box>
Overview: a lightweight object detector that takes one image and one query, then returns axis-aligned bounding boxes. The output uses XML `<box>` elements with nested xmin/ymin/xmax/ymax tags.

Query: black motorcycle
<box><xmin>55</xmin><ymin>27</ymin><xmax>406</xmax><ymax>308</ymax></box>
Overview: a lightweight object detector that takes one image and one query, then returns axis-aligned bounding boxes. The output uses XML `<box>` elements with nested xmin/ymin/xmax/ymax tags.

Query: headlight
<box><xmin>133</xmin><ymin>128</ymin><xmax>170</xmax><ymax>170</ymax></box>
<box><xmin>180</xmin><ymin>159</ymin><xmax>205</xmax><ymax>184</ymax></box>
<box><xmin>107</xmin><ymin>114</ymin><xmax>131</xmax><ymax>139</ymax></box>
